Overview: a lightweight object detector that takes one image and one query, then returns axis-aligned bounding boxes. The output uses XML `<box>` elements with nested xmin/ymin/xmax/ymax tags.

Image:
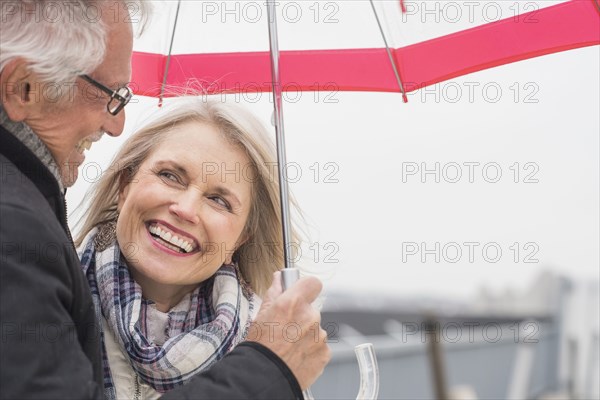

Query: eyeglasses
<box><xmin>79</xmin><ymin>74</ymin><xmax>132</xmax><ymax>116</ymax></box>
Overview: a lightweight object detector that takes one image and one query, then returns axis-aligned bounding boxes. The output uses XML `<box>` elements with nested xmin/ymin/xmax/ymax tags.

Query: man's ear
<box><xmin>0</xmin><ymin>58</ymin><xmax>37</xmax><ymax>122</ymax></box>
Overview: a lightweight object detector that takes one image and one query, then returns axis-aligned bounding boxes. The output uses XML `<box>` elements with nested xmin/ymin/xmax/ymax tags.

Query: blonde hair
<box><xmin>75</xmin><ymin>98</ymin><xmax>301</xmax><ymax>296</ymax></box>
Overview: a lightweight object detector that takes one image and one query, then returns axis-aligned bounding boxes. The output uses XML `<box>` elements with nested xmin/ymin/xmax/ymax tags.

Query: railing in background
<box><xmin>310</xmin><ymin>320</ymin><xmax>561</xmax><ymax>399</ymax></box>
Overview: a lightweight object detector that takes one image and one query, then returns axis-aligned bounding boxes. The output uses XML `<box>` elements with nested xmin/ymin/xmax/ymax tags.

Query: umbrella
<box><xmin>130</xmin><ymin>0</ymin><xmax>599</xmax><ymax>266</ymax></box>
<box><xmin>132</xmin><ymin>0</ymin><xmax>599</xmax><ymax>101</ymax></box>
<box><xmin>126</xmin><ymin>2</ymin><xmax>599</xmax><ymax>397</ymax></box>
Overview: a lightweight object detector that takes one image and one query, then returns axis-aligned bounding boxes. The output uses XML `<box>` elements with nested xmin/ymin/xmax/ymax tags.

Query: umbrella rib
<box><xmin>159</xmin><ymin>0</ymin><xmax>182</xmax><ymax>106</ymax></box>
<box><xmin>369</xmin><ymin>0</ymin><xmax>408</xmax><ymax>103</ymax></box>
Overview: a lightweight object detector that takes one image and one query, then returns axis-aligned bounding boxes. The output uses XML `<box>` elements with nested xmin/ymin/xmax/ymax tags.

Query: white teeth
<box><xmin>148</xmin><ymin>224</ymin><xmax>195</xmax><ymax>253</ymax></box>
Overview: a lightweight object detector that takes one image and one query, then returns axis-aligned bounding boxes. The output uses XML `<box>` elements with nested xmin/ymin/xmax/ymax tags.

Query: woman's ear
<box><xmin>116</xmin><ymin>168</ymin><xmax>133</xmax><ymax>212</ymax></box>
<box><xmin>237</xmin><ymin>231</ymin><xmax>250</xmax><ymax>249</ymax></box>
<box><xmin>226</xmin><ymin>248</ymin><xmax>242</xmax><ymax>265</ymax></box>
<box><xmin>226</xmin><ymin>233</ymin><xmax>249</xmax><ymax>264</ymax></box>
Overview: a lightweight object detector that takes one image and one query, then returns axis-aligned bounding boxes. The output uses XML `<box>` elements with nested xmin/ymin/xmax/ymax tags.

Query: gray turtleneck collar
<box><xmin>0</xmin><ymin>105</ymin><xmax>65</xmax><ymax>192</ymax></box>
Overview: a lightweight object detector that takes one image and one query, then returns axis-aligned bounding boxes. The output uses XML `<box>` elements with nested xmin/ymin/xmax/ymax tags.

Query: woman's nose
<box><xmin>169</xmin><ymin>190</ymin><xmax>201</xmax><ymax>225</ymax></box>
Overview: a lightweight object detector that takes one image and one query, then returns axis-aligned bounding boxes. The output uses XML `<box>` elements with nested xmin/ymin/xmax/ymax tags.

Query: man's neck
<box><xmin>0</xmin><ymin>105</ymin><xmax>64</xmax><ymax>192</ymax></box>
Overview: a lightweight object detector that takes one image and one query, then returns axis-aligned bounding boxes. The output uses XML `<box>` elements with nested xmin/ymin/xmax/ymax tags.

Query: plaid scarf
<box><xmin>79</xmin><ymin>228</ymin><xmax>258</xmax><ymax>398</ymax></box>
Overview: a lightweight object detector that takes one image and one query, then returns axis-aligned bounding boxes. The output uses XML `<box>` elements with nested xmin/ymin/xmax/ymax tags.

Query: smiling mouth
<box><xmin>75</xmin><ymin>138</ymin><xmax>93</xmax><ymax>153</ymax></box>
<box><xmin>147</xmin><ymin>222</ymin><xmax>199</xmax><ymax>254</ymax></box>
<box><xmin>75</xmin><ymin>134</ymin><xmax>103</xmax><ymax>154</ymax></box>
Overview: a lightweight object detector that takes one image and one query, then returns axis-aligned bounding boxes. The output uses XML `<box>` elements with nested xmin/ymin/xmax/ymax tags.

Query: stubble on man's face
<box><xmin>59</xmin><ymin>128</ymin><xmax>105</xmax><ymax>188</ymax></box>
<box><xmin>54</xmin><ymin>3</ymin><xmax>134</xmax><ymax>188</ymax></box>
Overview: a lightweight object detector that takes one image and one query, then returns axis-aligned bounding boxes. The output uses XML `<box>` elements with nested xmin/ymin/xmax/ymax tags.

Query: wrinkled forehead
<box><xmin>144</xmin><ymin>120</ymin><xmax>246</xmax><ymax>162</ymax></box>
<box><xmin>90</xmin><ymin>2</ymin><xmax>134</xmax><ymax>87</ymax></box>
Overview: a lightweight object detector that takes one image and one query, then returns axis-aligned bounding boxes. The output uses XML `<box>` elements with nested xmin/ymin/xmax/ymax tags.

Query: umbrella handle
<box><xmin>355</xmin><ymin>343</ymin><xmax>380</xmax><ymax>400</ymax></box>
<box><xmin>280</xmin><ymin>270</ymin><xmax>380</xmax><ymax>400</ymax></box>
<box><xmin>301</xmin><ymin>345</ymin><xmax>379</xmax><ymax>400</ymax></box>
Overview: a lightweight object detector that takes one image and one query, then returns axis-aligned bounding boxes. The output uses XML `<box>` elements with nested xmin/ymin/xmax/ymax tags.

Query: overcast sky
<box><xmin>67</xmin><ymin>1</ymin><xmax>599</xmax><ymax>300</ymax></box>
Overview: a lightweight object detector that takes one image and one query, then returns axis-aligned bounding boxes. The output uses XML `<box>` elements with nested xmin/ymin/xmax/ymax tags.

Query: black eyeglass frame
<box><xmin>80</xmin><ymin>74</ymin><xmax>132</xmax><ymax>116</ymax></box>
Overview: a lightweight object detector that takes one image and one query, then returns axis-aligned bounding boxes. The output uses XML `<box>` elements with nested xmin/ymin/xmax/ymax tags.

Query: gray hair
<box><xmin>0</xmin><ymin>1</ymin><xmax>150</xmax><ymax>96</ymax></box>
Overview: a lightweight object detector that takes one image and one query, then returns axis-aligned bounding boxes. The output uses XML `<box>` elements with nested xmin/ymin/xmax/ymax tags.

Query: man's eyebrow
<box><xmin>116</xmin><ymin>80</ymin><xmax>131</xmax><ymax>89</ymax></box>
<box><xmin>87</xmin><ymin>73</ymin><xmax>129</xmax><ymax>90</ymax></box>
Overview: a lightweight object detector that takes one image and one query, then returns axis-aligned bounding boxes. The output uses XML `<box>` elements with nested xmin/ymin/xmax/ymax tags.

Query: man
<box><xmin>0</xmin><ymin>1</ymin><xmax>330</xmax><ymax>398</ymax></box>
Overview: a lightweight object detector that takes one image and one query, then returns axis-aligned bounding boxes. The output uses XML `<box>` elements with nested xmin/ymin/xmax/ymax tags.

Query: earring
<box><xmin>94</xmin><ymin>217</ymin><xmax>118</xmax><ymax>252</ymax></box>
<box><xmin>225</xmin><ymin>249</ymin><xmax>240</xmax><ymax>266</ymax></box>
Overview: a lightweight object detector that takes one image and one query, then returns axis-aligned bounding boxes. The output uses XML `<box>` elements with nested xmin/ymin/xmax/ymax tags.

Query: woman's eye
<box><xmin>158</xmin><ymin>170</ymin><xmax>180</xmax><ymax>183</ymax></box>
<box><xmin>210</xmin><ymin>196</ymin><xmax>231</xmax><ymax>210</ymax></box>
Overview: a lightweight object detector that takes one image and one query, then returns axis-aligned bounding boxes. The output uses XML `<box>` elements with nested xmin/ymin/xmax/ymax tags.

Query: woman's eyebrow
<box><xmin>154</xmin><ymin>159</ymin><xmax>244</xmax><ymax>206</ymax></box>
<box><xmin>154</xmin><ymin>160</ymin><xmax>189</xmax><ymax>177</ymax></box>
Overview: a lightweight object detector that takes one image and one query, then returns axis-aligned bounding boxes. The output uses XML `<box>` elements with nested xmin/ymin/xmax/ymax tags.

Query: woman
<box><xmin>75</xmin><ymin>98</ymin><xmax>301</xmax><ymax>399</ymax></box>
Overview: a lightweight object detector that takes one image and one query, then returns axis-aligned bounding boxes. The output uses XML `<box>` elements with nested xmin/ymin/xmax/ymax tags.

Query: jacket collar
<box><xmin>0</xmin><ymin>106</ymin><xmax>64</xmax><ymax>192</ymax></box>
<box><xmin>0</xmin><ymin>123</ymin><xmax>69</xmax><ymax>234</ymax></box>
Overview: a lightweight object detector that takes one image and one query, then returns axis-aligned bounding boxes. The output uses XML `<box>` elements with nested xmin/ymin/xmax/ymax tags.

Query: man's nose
<box><xmin>103</xmin><ymin>109</ymin><xmax>126</xmax><ymax>137</ymax></box>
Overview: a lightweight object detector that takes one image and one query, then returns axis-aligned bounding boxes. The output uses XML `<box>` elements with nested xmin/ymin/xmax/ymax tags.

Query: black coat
<box><xmin>0</xmin><ymin>126</ymin><xmax>302</xmax><ymax>399</ymax></box>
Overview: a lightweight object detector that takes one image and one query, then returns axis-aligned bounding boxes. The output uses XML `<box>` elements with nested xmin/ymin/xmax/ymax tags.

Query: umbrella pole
<box><xmin>266</xmin><ymin>0</ymin><xmax>299</xmax><ymax>289</ymax></box>
<box><xmin>159</xmin><ymin>0</ymin><xmax>182</xmax><ymax>107</ymax></box>
<box><xmin>265</xmin><ymin>9</ymin><xmax>380</xmax><ymax>400</ymax></box>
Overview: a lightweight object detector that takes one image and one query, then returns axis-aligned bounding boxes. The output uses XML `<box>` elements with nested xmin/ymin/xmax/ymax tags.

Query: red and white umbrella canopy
<box><xmin>64</xmin><ymin>1</ymin><xmax>597</xmax><ymax>300</ymax></box>
<box><xmin>131</xmin><ymin>0</ymin><xmax>599</xmax><ymax>101</ymax></box>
